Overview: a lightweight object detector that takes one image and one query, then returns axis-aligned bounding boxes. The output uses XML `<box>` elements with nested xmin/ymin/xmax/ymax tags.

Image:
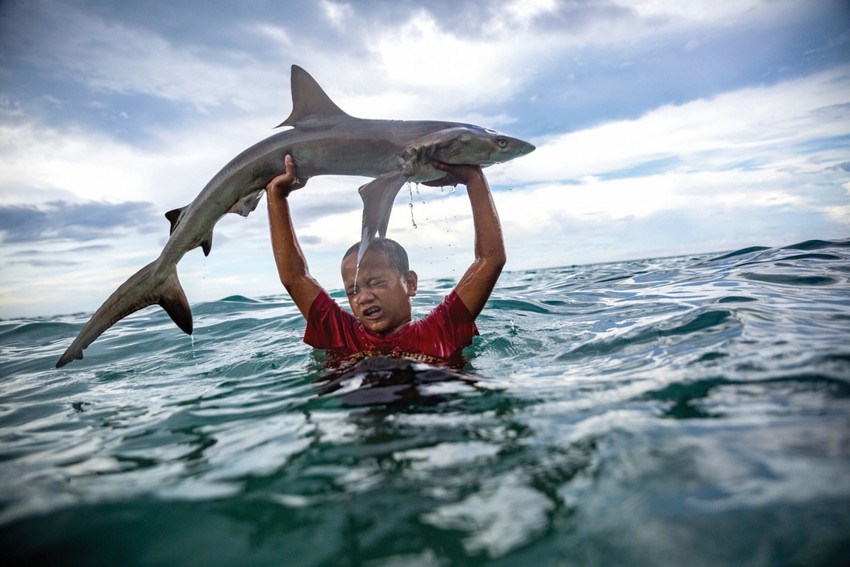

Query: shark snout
<box><xmin>487</xmin><ymin>136</ymin><xmax>534</xmax><ymax>166</ymax></box>
<box><xmin>513</xmin><ymin>138</ymin><xmax>535</xmax><ymax>157</ymax></box>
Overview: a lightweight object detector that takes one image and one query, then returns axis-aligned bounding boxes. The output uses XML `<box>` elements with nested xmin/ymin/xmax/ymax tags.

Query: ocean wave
<box><xmin>2</xmin><ymin>238</ymin><xmax>849</xmax><ymax>564</ymax></box>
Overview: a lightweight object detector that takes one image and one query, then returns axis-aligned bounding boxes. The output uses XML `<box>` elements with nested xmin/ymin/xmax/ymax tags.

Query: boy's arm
<box><xmin>432</xmin><ymin>162</ymin><xmax>506</xmax><ymax>319</ymax></box>
<box><xmin>266</xmin><ymin>154</ymin><xmax>323</xmax><ymax>319</ymax></box>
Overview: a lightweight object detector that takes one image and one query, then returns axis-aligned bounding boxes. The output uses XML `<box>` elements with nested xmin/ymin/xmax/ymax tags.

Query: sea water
<box><xmin>1</xmin><ymin>239</ymin><xmax>849</xmax><ymax>566</ymax></box>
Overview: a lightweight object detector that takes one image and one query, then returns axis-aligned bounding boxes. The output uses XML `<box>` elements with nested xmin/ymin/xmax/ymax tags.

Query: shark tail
<box><xmin>56</xmin><ymin>261</ymin><xmax>193</xmax><ymax>368</ymax></box>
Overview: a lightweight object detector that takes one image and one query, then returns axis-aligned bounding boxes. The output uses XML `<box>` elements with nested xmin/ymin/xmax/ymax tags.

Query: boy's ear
<box><xmin>405</xmin><ymin>270</ymin><xmax>418</xmax><ymax>297</ymax></box>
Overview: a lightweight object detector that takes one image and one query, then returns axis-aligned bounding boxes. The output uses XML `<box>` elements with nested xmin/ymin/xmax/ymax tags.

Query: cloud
<box><xmin>0</xmin><ymin>0</ymin><xmax>848</xmax><ymax>318</ymax></box>
<box><xmin>9</xmin><ymin>244</ymin><xmax>111</xmax><ymax>256</ymax></box>
<box><xmin>0</xmin><ymin>200</ymin><xmax>158</xmax><ymax>243</ymax></box>
<box><xmin>0</xmin><ymin>1</ymin><xmax>274</xmax><ymax>112</ymax></box>
<box><xmin>7</xmin><ymin>258</ymin><xmax>80</xmax><ymax>267</ymax></box>
<box><xmin>508</xmin><ymin>66</ymin><xmax>850</xmax><ymax>183</ymax></box>
<box><xmin>5</xmin><ymin>244</ymin><xmax>111</xmax><ymax>267</ymax></box>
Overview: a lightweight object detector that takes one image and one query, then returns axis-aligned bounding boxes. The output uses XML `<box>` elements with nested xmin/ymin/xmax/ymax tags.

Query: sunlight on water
<box><xmin>1</xmin><ymin>239</ymin><xmax>849</xmax><ymax>565</ymax></box>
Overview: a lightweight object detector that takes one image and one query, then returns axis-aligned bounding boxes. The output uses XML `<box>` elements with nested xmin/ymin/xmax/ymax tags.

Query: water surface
<box><xmin>1</xmin><ymin>239</ymin><xmax>849</xmax><ymax>566</ymax></box>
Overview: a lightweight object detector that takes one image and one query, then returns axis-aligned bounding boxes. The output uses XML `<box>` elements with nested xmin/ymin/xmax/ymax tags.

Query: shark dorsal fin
<box><xmin>277</xmin><ymin>65</ymin><xmax>350</xmax><ymax>128</ymax></box>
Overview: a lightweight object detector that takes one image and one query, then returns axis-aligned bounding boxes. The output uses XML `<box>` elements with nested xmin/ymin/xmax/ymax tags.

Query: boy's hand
<box><xmin>422</xmin><ymin>161</ymin><xmax>484</xmax><ymax>187</ymax></box>
<box><xmin>266</xmin><ymin>154</ymin><xmax>307</xmax><ymax>197</ymax></box>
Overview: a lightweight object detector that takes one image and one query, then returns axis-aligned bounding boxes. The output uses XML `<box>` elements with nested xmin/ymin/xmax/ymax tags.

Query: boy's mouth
<box><xmin>363</xmin><ymin>306</ymin><xmax>381</xmax><ymax>318</ymax></box>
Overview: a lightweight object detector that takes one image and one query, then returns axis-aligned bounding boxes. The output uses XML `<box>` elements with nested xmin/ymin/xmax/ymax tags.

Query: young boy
<box><xmin>266</xmin><ymin>154</ymin><xmax>505</xmax><ymax>366</ymax></box>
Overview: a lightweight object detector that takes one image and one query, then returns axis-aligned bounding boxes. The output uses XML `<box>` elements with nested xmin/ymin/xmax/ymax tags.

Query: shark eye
<box><xmin>496</xmin><ymin>138</ymin><xmax>508</xmax><ymax>149</ymax></box>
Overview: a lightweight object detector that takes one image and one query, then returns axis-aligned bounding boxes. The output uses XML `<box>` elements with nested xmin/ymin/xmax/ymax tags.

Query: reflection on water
<box><xmin>315</xmin><ymin>355</ymin><xmax>477</xmax><ymax>406</ymax></box>
<box><xmin>1</xmin><ymin>239</ymin><xmax>849</xmax><ymax>565</ymax></box>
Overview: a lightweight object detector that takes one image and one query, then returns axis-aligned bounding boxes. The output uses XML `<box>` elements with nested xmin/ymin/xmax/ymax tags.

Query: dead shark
<box><xmin>56</xmin><ymin>65</ymin><xmax>535</xmax><ymax>368</ymax></box>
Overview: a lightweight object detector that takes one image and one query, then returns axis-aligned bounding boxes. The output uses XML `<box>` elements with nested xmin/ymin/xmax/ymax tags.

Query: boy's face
<box><xmin>341</xmin><ymin>249</ymin><xmax>417</xmax><ymax>336</ymax></box>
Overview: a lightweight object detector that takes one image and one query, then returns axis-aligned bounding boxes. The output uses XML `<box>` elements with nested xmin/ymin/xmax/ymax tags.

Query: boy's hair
<box><xmin>343</xmin><ymin>238</ymin><xmax>410</xmax><ymax>275</ymax></box>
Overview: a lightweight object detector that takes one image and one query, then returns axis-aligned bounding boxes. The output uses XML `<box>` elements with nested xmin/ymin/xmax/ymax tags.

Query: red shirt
<box><xmin>304</xmin><ymin>290</ymin><xmax>478</xmax><ymax>366</ymax></box>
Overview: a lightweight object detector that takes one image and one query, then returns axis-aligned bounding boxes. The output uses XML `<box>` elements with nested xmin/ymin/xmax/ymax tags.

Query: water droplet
<box><xmin>409</xmin><ymin>184</ymin><xmax>418</xmax><ymax>229</ymax></box>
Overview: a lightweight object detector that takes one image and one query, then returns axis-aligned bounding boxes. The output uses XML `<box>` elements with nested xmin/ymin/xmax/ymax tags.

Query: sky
<box><xmin>0</xmin><ymin>0</ymin><xmax>848</xmax><ymax>319</ymax></box>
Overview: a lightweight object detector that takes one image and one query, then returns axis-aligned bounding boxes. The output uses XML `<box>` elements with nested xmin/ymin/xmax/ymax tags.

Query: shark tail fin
<box><xmin>56</xmin><ymin>262</ymin><xmax>193</xmax><ymax>368</ymax></box>
<box><xmin>277</xmin><ymin>65</ymin><xmax>350</xmax><ymax>128</ymax></box>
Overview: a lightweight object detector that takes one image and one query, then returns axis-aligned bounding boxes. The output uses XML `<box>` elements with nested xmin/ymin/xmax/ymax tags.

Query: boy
<box><xmin>266</xmin><ymin>154</ymin><xmax>505</xmax><ymax>366</ymax></box>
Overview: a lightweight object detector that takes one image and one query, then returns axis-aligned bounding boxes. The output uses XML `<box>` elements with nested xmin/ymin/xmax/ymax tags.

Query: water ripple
<box><xmin>2</xmin><ymin>238</ymin><xmax>850</xmax><ymax>564</ymax></box>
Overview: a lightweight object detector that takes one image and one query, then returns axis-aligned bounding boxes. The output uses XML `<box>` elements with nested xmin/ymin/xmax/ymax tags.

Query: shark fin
<box><xmin>158</xmin><ymin>270</ymin><xmax>193</xmax><ymax>334</ymax></box>
<box><xmin>165</xmin><ymin>204</ymin><xmax>219</xmax><ymax>256</ymax></box>
<box><xmin>357</xmin><ymin>172</ymin><xmax>408</xmax><ymax>263</ymax></box>
<box><xmin>165</xmin><ymin>206</ymin><xmax>214</xmax><ymax>256</ymax></box>
<box><xmin>210</xmin><ymin>189</ymin><xmax>264</xmax><ymax>257</ymax></box>
<box><xmin>200</xmin><ymin>231</ymin><xmax>213</xmax><ymax>257</ymax></box>
<box><xmin>165</xmin><ymin>207</ymin><xmax>186</xmax><ymax>235</ymax></box>
<box><xmin>227</xmin><ymin>189</ymin><xmax>263</xmax><ymax>217</ymax></box>
<box><xmin>56</xmin><ymin>262</ymin><xmax>194</xmax><ymax>368</ymax></box>
<box><xmin>277</xmin><ymin>65</ymin><xmax>350</xmax><ymax>128</ymax></box>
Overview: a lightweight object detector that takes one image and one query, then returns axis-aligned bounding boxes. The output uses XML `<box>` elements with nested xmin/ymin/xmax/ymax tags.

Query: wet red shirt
<box><xmin>304</xmin><ymin>290</ymin><xmax>478</xmax><ymax>366</ymax></box>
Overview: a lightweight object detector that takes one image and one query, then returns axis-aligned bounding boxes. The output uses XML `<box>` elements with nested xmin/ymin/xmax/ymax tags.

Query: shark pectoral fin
<box><xmin>158</xmin><ymin>270</ymin><xmax>193</xmax><ymax>335</ymax></box>
<box><xmin>227</xmin><ymin>189</ymin><xmax>264</xmax><ymax>218</ymax></box>
<box><xmin>359</xmin><ymin>172</ymin><xmax>408</xmax><ymax>238</ymax></box>
<box><xmin>165</xmin><ymin>207</ymin><xmax>187</xmax><ymax>235</ymax></box>
<box><xmin>357</xmin><ymin>172</ymin><xmax>408</xmax><ymax>263</ymax></box>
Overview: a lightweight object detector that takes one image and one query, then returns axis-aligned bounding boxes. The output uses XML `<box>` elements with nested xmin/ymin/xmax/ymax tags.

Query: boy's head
<box><xmin>340</xmin><ymin>238</ymin><xmax>418</xmax><ymax>336</ymax></box>
<box><xmin>342</xmin><ymin>238</ymin><xmax>410</xmax><ymax>275</ymax></box>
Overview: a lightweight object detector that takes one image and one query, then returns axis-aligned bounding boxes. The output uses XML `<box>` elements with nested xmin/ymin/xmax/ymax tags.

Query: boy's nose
<box><xmin>353</xmin><ymin>287</ymin><xmax>375</xmax><ymax>304</ymax></box>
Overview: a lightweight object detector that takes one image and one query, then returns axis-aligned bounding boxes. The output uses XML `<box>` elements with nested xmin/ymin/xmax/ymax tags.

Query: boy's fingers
<box><xmin>422</xmin><ymin>174</ymin><xmax>460</xmax><ymax>187</ymax></box>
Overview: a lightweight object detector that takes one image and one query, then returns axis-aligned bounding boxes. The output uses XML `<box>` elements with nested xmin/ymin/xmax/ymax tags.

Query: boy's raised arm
<box><xmin>266</xmin><ymin>154</ymin><xmax>322</xmax><ymax>318</ymax></box>
<box><xmin>432</xmin><ymin>162</ymin><xmax>506</xmax><ymax>319</ymax></box>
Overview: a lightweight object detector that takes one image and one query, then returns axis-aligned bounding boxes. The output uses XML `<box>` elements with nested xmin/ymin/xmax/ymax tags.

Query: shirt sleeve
<box><xmin>415</xmin><ymin>290</ymin><xmax>479</xmax><ymax>358</ymax></box>
<box><xmin>303</xmin><ymin>290</ymin><xmax>357</xmax><ymax>349</ymax></box>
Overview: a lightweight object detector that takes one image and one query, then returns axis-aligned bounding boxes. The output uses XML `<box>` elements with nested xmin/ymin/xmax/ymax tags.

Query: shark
<box><xmin>56</xmin><ymin>65</ymin><xmax>535</xmax><ymax>368</ymax></box>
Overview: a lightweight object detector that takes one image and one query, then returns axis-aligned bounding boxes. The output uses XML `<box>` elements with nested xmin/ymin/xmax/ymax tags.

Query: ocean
<box><xmin>1</xmin><ymin>239</ymin><xmax>849</xmax><ymax>566</ymax></box>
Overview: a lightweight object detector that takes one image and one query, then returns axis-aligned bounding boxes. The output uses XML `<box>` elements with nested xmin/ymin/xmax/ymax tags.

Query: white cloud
<box><xmin>0</xmin><ymin>122</ymin><xmax>152</xmax><ymax>204</ymax></box>
<box><xmin>6</xmin><ymin>3</ymin><xmax>282</xmax><ymax>112</ymax></box>
<box><xmin>623</xmin><ymin>0</ymin><xmax>769</xmax><ymax>22</ymax></box>
<box><xmin>3</xmin><ymin>62</ymin><xmax>848</xmax><ymax>317</ymax></box>
<box><xmin>504</xmin><ymin>0</ymin><xmax>559</xmax><ymax>25</ymax></box>
<box><xmin>512</xmin><ymin>66</ymin><xmax>850</xmax><ymax>182</ymax></box>
<box><xmin>499</xmin><ymin>169</ymin><xmax>803</xmax><ymax>228</ymax></box>
<box><xmin>368</xmin><ymin>11</ymin><xmax>535</xmax><ymax>112</ymax></box>
<box><xmin>320</xmin><ymin>0</ymin><xmax>354</xmax><ymax>30</ymax></box>
<box><xmin>685</xmin><ymin>39</ymin><xmax>702</xmax><ymax>52</ymax></box>
<box><xmin>1</xmin><ymin>0</ymin><xmax>848</xmax><ymax>318</ymax></box>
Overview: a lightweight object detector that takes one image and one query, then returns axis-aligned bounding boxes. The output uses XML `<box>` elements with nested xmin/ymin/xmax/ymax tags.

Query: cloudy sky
<box><xmin>1</xmin><ymin>0</ymin><xmax>848</xmax><ymax>318</ymax></box>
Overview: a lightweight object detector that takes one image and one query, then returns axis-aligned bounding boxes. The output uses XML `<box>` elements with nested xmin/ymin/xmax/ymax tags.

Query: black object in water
<box><xmin>316</xmin><ymin>355</ymin><xmax>476</xmax><ymax>406</ymax></box>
